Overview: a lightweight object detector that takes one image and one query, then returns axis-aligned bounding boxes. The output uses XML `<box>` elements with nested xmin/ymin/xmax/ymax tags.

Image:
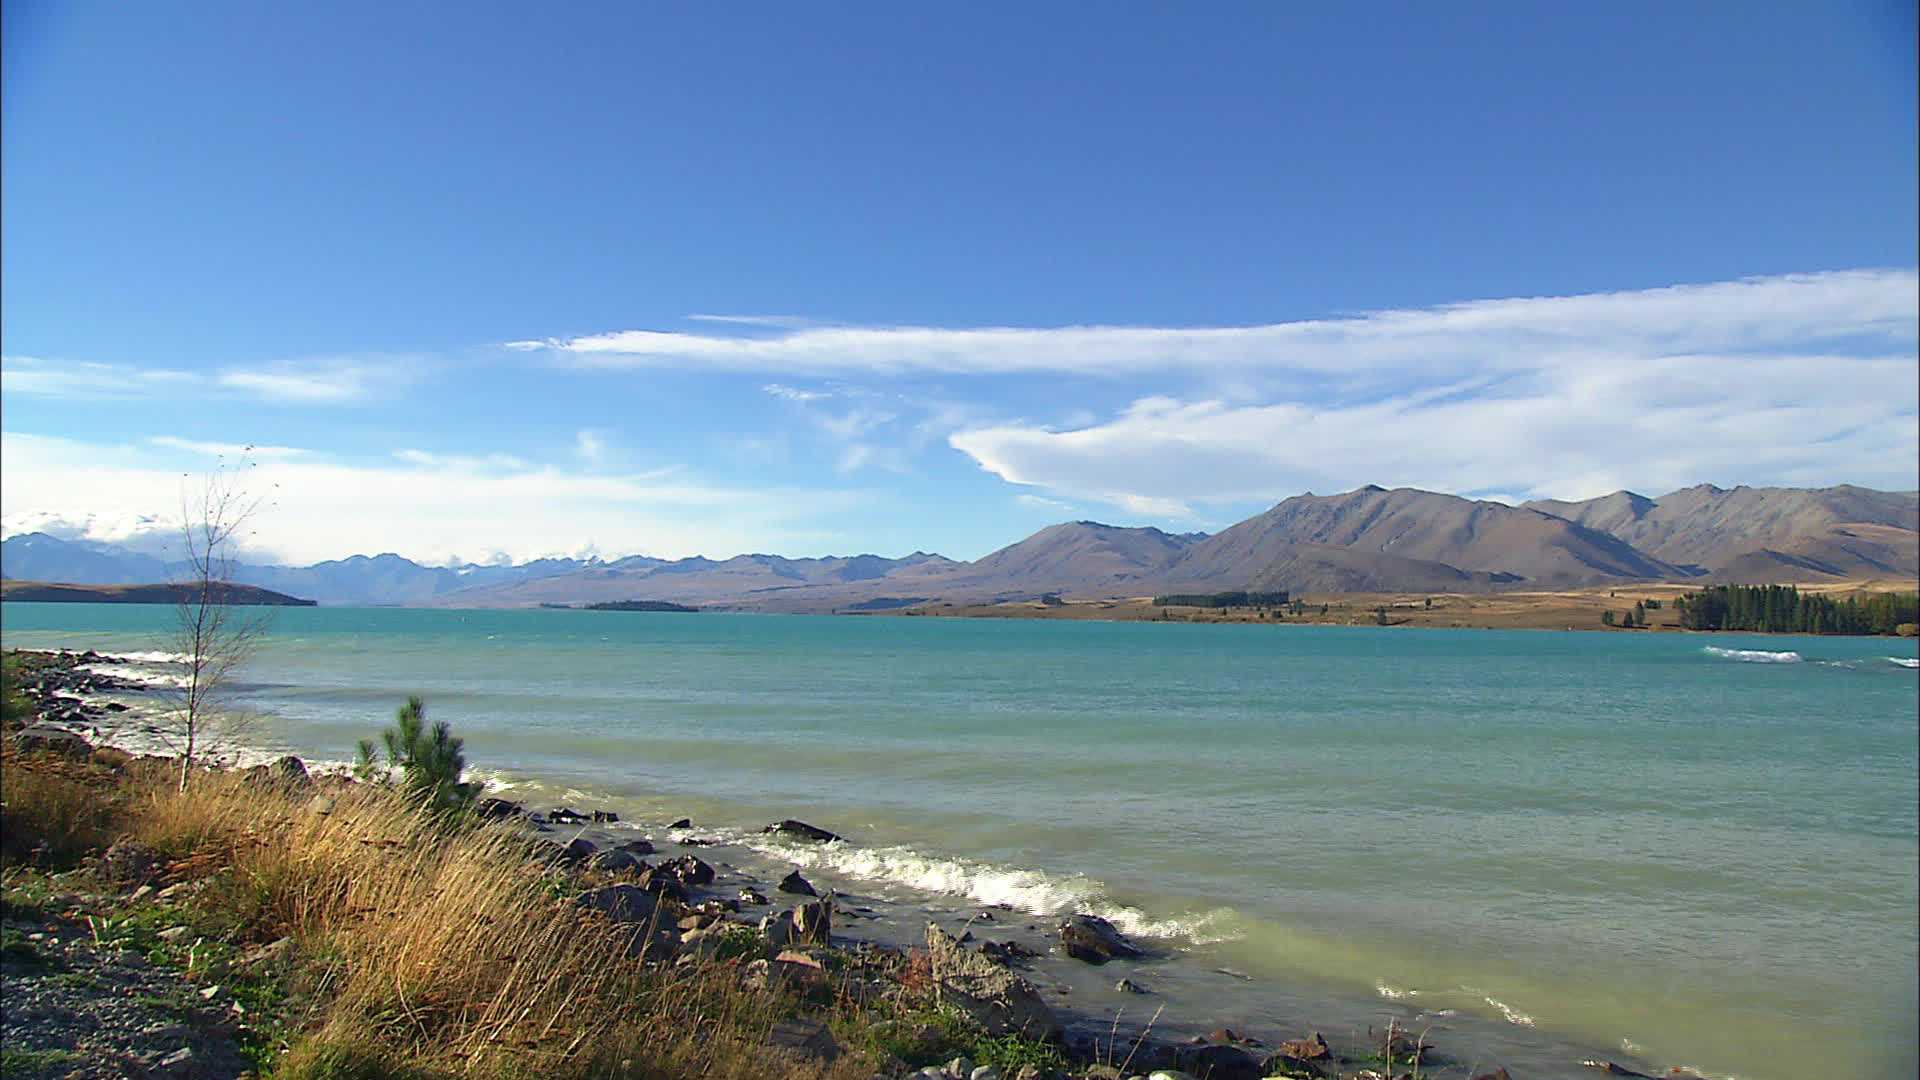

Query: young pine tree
<box><xmin>356</xmin><ymin>696</ymin><xmax>475</xmax><ymax>813</ymax></box>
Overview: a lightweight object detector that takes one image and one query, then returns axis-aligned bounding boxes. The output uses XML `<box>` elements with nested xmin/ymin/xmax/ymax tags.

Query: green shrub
<box><xmin>355</xmin><ymin>697</ymin><xmax>474</xmax><ymax>813</ymax></box>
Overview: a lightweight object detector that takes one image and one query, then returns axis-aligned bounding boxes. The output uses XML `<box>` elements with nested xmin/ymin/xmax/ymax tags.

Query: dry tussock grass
<box><xmin>16</xmin><ymin>761</ymin><xmax>876</xmax><ymax>1080</ymax></box>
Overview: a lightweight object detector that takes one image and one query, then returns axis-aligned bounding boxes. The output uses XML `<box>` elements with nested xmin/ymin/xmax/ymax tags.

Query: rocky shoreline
<box><xmin>4</xmin><ymin>647</ymin><xmax>1688</xmax><ymax>1080</ymax></box>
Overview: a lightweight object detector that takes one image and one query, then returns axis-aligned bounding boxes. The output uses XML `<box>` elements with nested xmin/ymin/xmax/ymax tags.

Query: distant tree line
<box><xmin>1673</xmin><ymin>584</ymin><xmax>1918</xmax><ymax>635</ymax></box>
<box><xmin>1153</xmin><ymin>590</ymin><xmax>1291</xmax><ymax>608</ymax></box>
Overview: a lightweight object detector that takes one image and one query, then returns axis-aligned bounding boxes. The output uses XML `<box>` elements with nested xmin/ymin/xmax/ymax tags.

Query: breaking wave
<box><xmin>81</xmin><ymin>663</ymin><xmax>190</xmax><ymax>689</ymax></box>
<box><xmin>95</xmin><ymin>650</ymin><xmax>196</xmax><ymax>665</ymax></box>
<box><xmin>737</xmin><ymin>832</ymin><xmax>1238</xmax><ymax>945</ymax></box>
<box><xmin>1702</xmin><ymin>646</ymin><xmax>1802</xmax><ymax>664</ymax></box>
<box><xmin>1887</xmin><ymin>657</ymin><xmax>1920</xmax><ymax>670</ymax></box>
<box><xmin>1484</xmin><ymin>995</ymin><xmax>1537</xmax><ymax>1026</ymax></box>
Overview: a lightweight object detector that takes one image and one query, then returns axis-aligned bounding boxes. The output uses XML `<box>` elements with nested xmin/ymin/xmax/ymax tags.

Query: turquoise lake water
<box><xmin>4</xmin><ymin>603</ymin><xmax>1916</xmax><ymax>1079</ymax></box>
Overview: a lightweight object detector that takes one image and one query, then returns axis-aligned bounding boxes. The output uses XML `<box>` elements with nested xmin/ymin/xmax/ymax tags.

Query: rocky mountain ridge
<box><xmin>5</xmin><ymin>483</ymin><xmax>1914</xmax><ymax>609</ymax></box>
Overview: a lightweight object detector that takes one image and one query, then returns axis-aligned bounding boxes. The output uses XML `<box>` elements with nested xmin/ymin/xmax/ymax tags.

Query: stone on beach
<box><xmin>924</xmin><ymin>923</ymin><xmax>1062</xmax><ymax>1041</ymax></box>
<box><xmin>662</xmin><ymin>855</ymin><xmax>714</xmax><ymax>886</ymax></box>
<box><xmin>12</xmin><ymin>724</ymin><xmax>93</xmax><ymax>759</ymax></box>
<box><xmin>1057</xmin><ymin>913</ymin><xmax>1141</xmax><ymax>964</ymax></box>
<box><xmin>763</xmin><ymin>819</ymin><xmax>843</xmax><ymax>843</ymax></box>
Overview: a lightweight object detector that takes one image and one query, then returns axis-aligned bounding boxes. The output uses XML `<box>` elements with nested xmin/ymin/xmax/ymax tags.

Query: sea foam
<box><xmin>1887</xmin><ymin>657</ymin><xmax>1920</xmax><ymax>669</ymax></box>
<box><xmin>736</xmin><ymin>832</ymin><xmax>1238</xmax><ymax>944</ymax></box>
<box><xmin>1702</xmin><ymin>646</ymin><xmax>1802</xmax><ymax>664</ymax></box>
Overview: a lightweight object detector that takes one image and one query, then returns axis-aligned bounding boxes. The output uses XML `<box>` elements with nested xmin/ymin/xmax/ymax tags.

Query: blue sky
<box><xmin>3</xmin><ymin>2</ymin><xmax>1916</xmax><ymax>565</ymax></box>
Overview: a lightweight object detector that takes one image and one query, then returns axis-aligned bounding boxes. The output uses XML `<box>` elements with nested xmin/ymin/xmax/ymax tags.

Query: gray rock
<box><xmin>763</xmin><ymin>819</ymin><xmax>843</xmax><ymax>843</ymax></box>
<box><xmin>101</xmin><ymin>840</ymin><xmax>162</xmax><ymax>885</ymax></box>
<box><xmin>971</xmin><ymin>1068</ymin><xmax>1003</xmax><ymax>1080</ymax></box>
<box><xmin>767</xmin><ymin>1018</ymin><xmax>840</xmax><ymax>1062</ymax></box>
<box><xmin>945</xmin><ymin>1057</ymin><xmax>974</xmax><ymax>1080</ymax></box>
<box><xmin>588</xmin><ymin>849</ymin><xmax>643</xmax><ymax>873</ymax></box>
<box><xmin>12</xmin><ymin>724</ymin><xmax>92</xmax><ymax>759</ymax></box>
<box><xmin>663</xmin><ymin>854</ymin><xmax>714</xmax><ymax>886</ymax></box>
<box><xmin>577</xmin><ymin>884</ymin><xmax>662</xmax><ymax>924</ymax></box>
<box><xmin>778</xmin><ymin>869</ymin><xmax>817</xmax><ymax>896</ymax></box>
<box><xmin>924</xmin><ymin>923</ymin><xmax>1061</xmax><ymax>1041</ymax></box>
<box><xmin>1115</xmin><ymin>977</ymin><xmax>1148</xmax><ymax>993</ymax></box>
<box><xmin>1058</xmin><ymin>913</ymin><xmax>1141</xmax><ymax>964</ymax></box>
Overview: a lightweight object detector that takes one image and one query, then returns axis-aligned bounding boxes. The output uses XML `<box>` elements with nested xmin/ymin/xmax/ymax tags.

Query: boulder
<box><xmin>1275</xmin><ymin>1033</ymin><xmax>1331</xmax><ymax>1063</ymax></box>
<box><xmin>549</xmin><ymin>807</ymin><xmax>588</xmax><ymax>824</ymax></box>
<box><xmin>668</xmin><ymin>817</ymin><xmax>692</xmax><ymax>828</ymax></box>
<box><xmin>766</xmin><ymin>1017</ymin><xmax>839</xmax><ymax>1062</ymax></box>
<box><xmin>634</xmin><ymin>867</ymin><xmax>690</xmax><ymax>902</ymax></box>
<box><xmin>778</xmin><ymin>869</ymin><xmax>817</xmax><ymax>896</ymax></box>
<box><xmin>558</xmin><ymin>837</ymin><xmax>598</xmax><ymax>863</ymax></box>
<box><xmin>663</xmin><ymin>855</ymin><xmax>714</xmax><ymax>886</ymax></box>
<box><xmin>738</xmin><ymin>887</ymin><xmax>770</xmax><ymax>906</ymax></box>
<box><xmin>980</xmin><ymin>939</ymin><xmax>1039</xmax><ymax>964</ymax></box>
<box><xmin>577</xmin><ymin>884</ymin><xmax>662</xmax><ymax>925</ymax></box>
<box><xmin>589</xmin><ymin>849</ymin><xmax>643</xmax><ymax>874</ymax></box>
<box><xmin>1115</xmin><ymin>978</ymin><xmax>1147</xmax><ymax>994</ymax></box>
<box><xmin>924</xmin><ymin>923</ymin><xmax>1061</xmax><ymax>1041</ymax></box>
<box><xmin>12</xmin><ymin>724</ymin><xmax>92</xmax><ymax>759</ymax></box>
<box><xmin>763</xmin><ymin>819</ymin><xmax>843</xmax><ymax>843</ymax></box>
<box><xmin>474</xmin><ymin>798</ymin><xmax>525</xmax><ymax>820</ymax></box>
<box><xmin>617</xmin><ymin>838</ymin><xmax>656</xmax><ymax>855</ymax></box>
<box><xmin>1469</xmin><ymin>1070</ymin><xmax>1513</xmax><ymax>1080</ymax></box>
<box><xmin>1173</xmin><ymin>1044</ymin><xmax>1262</xmax><ymax>1080</ymax></box>
<box><xmin>592</xmin><ymin>810</ymin><xmax>620</xmax><ymax>823</ymax></box>
<box><xmin>792</xmin><ymin>896</ymin><xmax>834</xmax><ymax>945</ymax></box>
<box><xmin>270</xmin><ymin>756</ymin><xmax>311</xmax><ymax>787</ymax></box>
<box><xmin>1057</xmin><ymin>913</ymin><xmax>1140</xmax><ymax>964</ymax></box>
<box><xmin>100</xmin><ymin>840</ymin><xmax>161</xmax><ymax>885</ymax></box>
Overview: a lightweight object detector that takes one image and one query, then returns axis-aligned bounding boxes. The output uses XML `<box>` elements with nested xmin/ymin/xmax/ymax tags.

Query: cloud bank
<box><xmin>519</xmin><ymin>270</ymin><xmax>1916</xmax><ymax>377</ymax></box>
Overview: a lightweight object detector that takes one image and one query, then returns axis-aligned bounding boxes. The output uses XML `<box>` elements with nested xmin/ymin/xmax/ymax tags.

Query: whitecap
<box><xmin>1702</xmin><ymin>646</ymin><xmax>1802</xmax><ymax>664</ymax></box>
<box><xmin>96</xmin><ymin>650</ymin><xmax>196</xmax><ymax>664</ymax></box>
<box><xmin>1483</xmin><ymin>995</ymin><xmax>1536</xmax><ymax>1026</ymax></box>
<box><xmin>1887</xmin><ymin>656</ymin><xmax>1920</xmax><ymax>669</ymax></box>
<box><xmin>1375</xmin><ymin>983</ymin><xmax>1418</xmax><ymax>1000</ymax></box>
<box><xmin>739</xmin><ymin>833</ymin><xmax>1240</xmax><ymax>944</ymax></box>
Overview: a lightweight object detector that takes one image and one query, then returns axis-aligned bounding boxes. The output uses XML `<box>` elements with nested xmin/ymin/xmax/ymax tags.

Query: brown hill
<box><xmin>1</xmin><ymin>580</ymin><xmax>317</xmax><ymax>606</ymax></box>
<box><xmin>1524</xmin><ymin>484</ymin><xmax>1919</xmax><ymax>580</ymax></box>
<box><xmin>1162</xmin><ymin>486</ymin><xmax>1686</xmax><ymax>589</ymax></box>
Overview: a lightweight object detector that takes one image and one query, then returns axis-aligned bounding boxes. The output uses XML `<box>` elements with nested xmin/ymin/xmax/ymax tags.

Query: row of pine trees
<box><xmin>1673</xmin><ymin>584</ymin><xmax>1918</xmax><ymax>635</ymax></box>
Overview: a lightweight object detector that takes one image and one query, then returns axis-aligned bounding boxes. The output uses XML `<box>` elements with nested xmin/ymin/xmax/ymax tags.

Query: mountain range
<box><xmin>4</xmin><ymin>483</ymin><xmax>1914</xmax><ymax>610</ymax></box>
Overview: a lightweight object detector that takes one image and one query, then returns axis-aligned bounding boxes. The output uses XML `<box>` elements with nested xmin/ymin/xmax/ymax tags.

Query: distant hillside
<box><xmin>9</xmin><ymin>481</ymin><xmax>1912</xmax><ymax>611</ymax></box>
<box><xmin>431</xmin><ymin>551</ymin><xmax>962</xmax><ymax>608</ymax></box>
<box><xmin>958</xmin><ymin>522</ymin><xmax>1200</xmax><ymax>589</ymax></box>
<box><xmin>1</xmin><ymin>580</ymin><xmax>316</xmax><ymax>606</ymax></box>
<box><xmin>1524</xmin><ymin>484</ymin><xmax>1919</xmax><ymax>581</ymax></box>
<box><xmin>1163</xmin><ymin>486</ymin><xmax>1686</xmax><ymax>590</ymax></box>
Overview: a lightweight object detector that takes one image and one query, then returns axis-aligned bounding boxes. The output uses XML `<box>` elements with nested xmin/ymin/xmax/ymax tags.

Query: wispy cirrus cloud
<box><xmin>149</xmin><ymin>436</ymin><xmax>311</xmax><ymax>460</ymax></box>
<box><xmin>1</xmin><ymin>357</ymin><xmax>199</xmax><ymax>399</ymax></box>
<box><xmin>517</xmin><ymin>270</ymin><xmax>1917</xmax><ymax>377</ymax></box>
<box><xmin>3</xmin><ymin>354</ymin><xmax>417</xmax><ymax>404</ymax></box>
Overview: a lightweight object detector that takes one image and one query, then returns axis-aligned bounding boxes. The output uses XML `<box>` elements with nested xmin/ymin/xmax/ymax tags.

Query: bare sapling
<box><xmin>160</xmin><ymin>453</ymin><xmax>272</xmax><ymax>790</ymax></box>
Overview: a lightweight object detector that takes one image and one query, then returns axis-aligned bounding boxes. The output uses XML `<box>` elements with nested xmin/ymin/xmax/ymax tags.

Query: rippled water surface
<box><xmin>6</xmin><ymin>604</ymin><xmax>1916</xmax><ymax>1079</ymax></box>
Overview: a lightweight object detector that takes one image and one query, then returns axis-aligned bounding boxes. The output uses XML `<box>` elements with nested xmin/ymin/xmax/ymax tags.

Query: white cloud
<box><xmin>1</xmin><ymin>356</ymin><xmax>198</xmax><ymax>398</ymax></box>
<box><xmin>949</xmin><ymin>352</ymin><xmax>1920</xmax><ymax>509</ymax></box>
<box><xmin>3</xmin><ymin>432</ymin><xmax>871</xmax><ymax>565</ymax></box>
<box><xmin>394</xmin><ymin>449</ymin><xmax>529</xmax><ymax>471</ymax></box>
<box><xmin>149</xmin><ymin>437</ymin><xmax>310</xmax><ymax>460</ymax></box>
<box><xmin>574</xmin><ymin>429</ymin><xmax>608</xmax><ymax>464</ymax></box>
<box><xmin>763</xmin><ymin>383</ymin><xmax>832</xmax><ymax>402</ymax></box>
<box><xmin>214</xmin><ymin>358</ymin><xmax>400</xmax><ymax>403</ymax></box>
<box><xmin>523</xmin><ymin>270</ymin><xmax>1916</xmax><ymax>377</ymax></box>
<box><xmin>2</xmin><ymin>354</ymin><xmax>413</xmax><ymax>404</ymax></box>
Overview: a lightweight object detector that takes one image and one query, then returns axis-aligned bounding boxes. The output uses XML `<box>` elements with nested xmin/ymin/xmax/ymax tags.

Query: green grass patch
<box><xmin>0</xmin><ymin>1047</ymin><xmax>85</xmax><ymax>1075</ymax></box>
